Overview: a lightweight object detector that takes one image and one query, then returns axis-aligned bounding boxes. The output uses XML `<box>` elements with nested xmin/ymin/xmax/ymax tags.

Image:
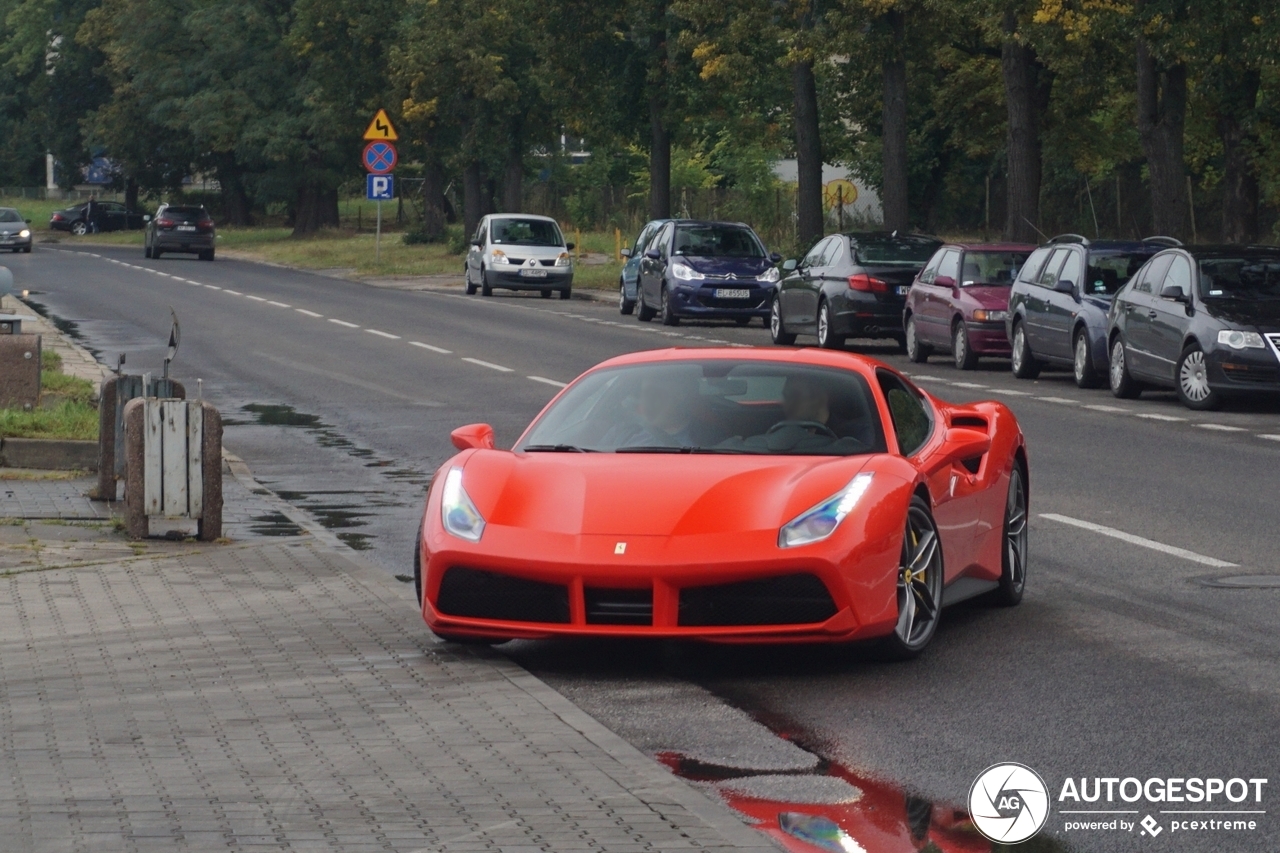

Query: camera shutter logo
<box><xmin>968</xmin><ymin>763</ymin><xmax>1050</xmax><ymax>843</ymax></box>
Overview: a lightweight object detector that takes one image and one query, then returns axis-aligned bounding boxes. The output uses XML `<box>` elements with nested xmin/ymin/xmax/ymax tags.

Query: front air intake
<box><xmin>436</xmin><ymin>567</ymin><xmax>570</xmax><ymax>623</ymax></box>
<box><xmin>678</xmin><ymin>574</ymin><xmax>837</xmax><ymax>626</ymax></box>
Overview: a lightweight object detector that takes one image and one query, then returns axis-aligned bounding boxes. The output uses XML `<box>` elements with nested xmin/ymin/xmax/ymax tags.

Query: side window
<box><xmin>877</xmin><ymin>370</ymin><xmax>933</xmax><ymax>457</ymax></box>
<box><xmin>1017</xmin><ymin>247</ymin><xmax>1052</xmax><ymax>284</ymax></box>
<box><xmin>802</xmin><ymin>237</ymin><xmax>831</xmax><ymax>268</ymax></box>
<box><xmin>1037</xmin><ymin>248</ymin><xmax>1069</xmax><ymax>287</ymax></box>
<box><xmin>1135</xmin><ymin>254</ymin><xmax>1173</xmax><ymax>294</ymax></box>
<box><xmin>1163</xmin><ymin>256</ymin><xmax>1192</xmax><ymax>296</ymax></box>
<box><xmin>654</xmin><ymin>223</ymin><xmax>674</xmax><ymax>259</ymax></box>
<box><xmin>472</xmin><ymin>221</ymin><xmax>485</xmax><ymax>244</ymax></box>
<box><xmin>1058</xmin><ymin>250</ymin><xmax>1084</xmax><ymax>289</ymax></box>
<box><xmin>937</xmin><ymin>250</ymin><xmax>961</xmax><ymax>282</ymax></box>
<box><xmin>825</xmin><ymin>237</ymin><xmax>845</xmax><ymax>267</ymax></box>
<box><xmin>919</xmin><ymin>249</ymin><xmax>945</xmax><ymax>284</ymax></box>
<box><xmin>631</xmin><ymin>224</ymin><xmax>655</xmax><ymax>256</ymax></box>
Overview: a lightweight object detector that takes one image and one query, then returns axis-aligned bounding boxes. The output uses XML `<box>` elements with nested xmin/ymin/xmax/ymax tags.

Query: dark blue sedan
<box><xmin>635</xmin><ymin>220</ymin><xmax>781</xmax><ymax>326</ymax></box>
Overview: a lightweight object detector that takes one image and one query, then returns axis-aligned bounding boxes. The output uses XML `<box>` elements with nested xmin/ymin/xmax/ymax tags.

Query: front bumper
<box><xmin>488</xmin><ymin>268</ymin><xmax>573</xmax><ymax>289</ymax></box>
<box><xmin>965</xmin><ymin>322</ymin><xmax>1012</xmax><ymax>356</ymax></box>
<box><xmin>670</xmin><ymin>283</ymin><xmax>771</xmax><ymax>319</ymax></box>
<box><xmin>0</xmin><ymin>235</ymin><xmax>32</xmax><ymax>250</ymax></box>
<box><xmin>1207</xmin><ymin>345</ymin><xmax>1280</xmax><ymax>393</ymax></box>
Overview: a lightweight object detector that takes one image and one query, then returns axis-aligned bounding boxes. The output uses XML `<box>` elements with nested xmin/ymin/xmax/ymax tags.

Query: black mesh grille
<box><xmin>678</xmin><ymin>574</ymin><xmax>837</xmax><ymax>627</ymax></box>
<box><xmin>436</xmin><ymin>567</ymin><xmax>570</xmax><ymax>623</ymax></box>
<box><xmin>584</xmin><ymin>587</ymin><xmax>653</xmax><ymax>625</ymax></box>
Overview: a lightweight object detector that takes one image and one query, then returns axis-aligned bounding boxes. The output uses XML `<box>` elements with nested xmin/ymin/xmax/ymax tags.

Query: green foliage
<box><xmin>0</xmin><ymin>400</ymin><xmax>98</xmax><ymax>440</ymax></box>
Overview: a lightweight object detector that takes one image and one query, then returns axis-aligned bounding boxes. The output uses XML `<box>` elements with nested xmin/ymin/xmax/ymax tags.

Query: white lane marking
<box><xmin>244</xmin><ymin>295</ymin><xmax>266</xmax><ymax>302</ymax></box>
<box><xmin>328</xmin><ymin>319</ymin><xmax>359</xmax><ymax>328</ymax></box>
<box><xmin>1197</xmin><ymin>423</ymin><xmax>1245</xmax><ymax>432</ymax></box>
<box><xmin>409</xmin><ymin>341</ymin><xmax>451</xmax><ymax>354</ymax></box>
<box><xmin>267</xmin><ymin>300</ymin><xmax>291</xmax><ymax>308</ymax></box>
<box><xmin>296</xmin><ymin>309</ymin><xmax>323</xmax><ymax>318</ymax></box>
<box><xmin>1040</xmin><ymin>513</ymin><xmax>1238</xmax><ymax>568</ymax></box>
<box><xmin>528</xmin><ymin>376</ymin><xmax>568</xmax><ymax>388</ymax></box>
<box><xmin>204</xmin><ymin>285</ymin><xmax>220</xmax><ymax>290</ymax></box>
<box><xmin>990</xmin><ymin>388</ymin><xmax>1031</xmax><ymax>396</ymax></box>
<box><xmin>951</xmin><ymin>382</ymin><xmax>988</xmax><ymax>389</ymax></box>
<box><xmin>1085</xmin><ymin>404</ymin><xmax>1130</xmax><ymax>413</ymax></box>
<box><xmin>462</xmin><ymin>357</ymin><xmax>513</xmax><ymax>372</ymax></box>
<box><xmin>1137</xmin><ymin>412</ymin><xmax>1185</xmax><ymax>422</ymax></box>
<box><xmin>1035</xmin><ymin>396</ymin><xmax>1077</xmax><ymax>404</ymax></box>
<box><xmin>1260</xmin><ymin>434</ymin><xmax>1280</xmax><ymax>442</ymax></box>
<box><xmin>223</xmin><ymin>289</ymin><xmax>242</xmax><ymax>295</ymax></box>
<box><xmin>365</xmin><ymin>328</ymin><xmax>400</xmax><ymax>339</ymax></box>
<box><xmin>911</xmin><ymin>375</ymin><xmax>946</xmax><ymax>382</ymax></box>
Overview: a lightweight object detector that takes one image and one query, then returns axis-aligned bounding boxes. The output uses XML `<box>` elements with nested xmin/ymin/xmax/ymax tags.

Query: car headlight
<box><xmin>778</xmin><ymin>472</ymin><xmax>874</xmax><ymax>548</ymax></box>
<box><xmin>491</xmin><ymin>249</ymin><xmax>509</xmax><ymax>265</ymax></box>
<box><xmin>972</xmin><ymin>309</ymin><xmax>1008</xmax><ymax>322</ymax></box>
<box><xmin>1217</xmin><ymin>329</ymin><xmax>1265</xmax><ymax>349</ymax></box>
<box><xmin>19</xmin><ymin>229</ymin><xmax>29</xmax><ymax>238</ymax></box>
<box><xmin>555</xmin><ymin>251</ymin><xmax>572</xmax><ymax>267</ymax></box>
<box><xmin>441</xmin><ymin>467</ymin><xmax>486</xmax><ymax>542</ymax></box>
<box><xmin>670</xmin><ymin>262</ymin><xmax>703</xmax><ymax>281</ymax></box>
<box><xmin>758</xmin><ymin>266</ymin><xmax>780</xmax><ymax>283</ymax></box>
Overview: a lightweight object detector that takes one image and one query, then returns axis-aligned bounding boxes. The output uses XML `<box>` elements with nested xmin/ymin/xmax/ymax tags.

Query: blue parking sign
<box><xmin>367</xmin><ymin>174</ymin><xmax>394</xmax><ymax>200</ymax></box>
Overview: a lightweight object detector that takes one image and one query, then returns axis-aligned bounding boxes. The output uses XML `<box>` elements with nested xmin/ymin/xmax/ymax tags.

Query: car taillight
<box><xmin>848</xmin><ymin>273</ymin><xmax>888</xmax><ymax>293</ymax></box>
<box><xmin>51</xmin><ymin>213</ymin><xmax>63</xmax><ymax>221</ymax></box>
<box><xmin>197</xmin><ymin>219</ymin><xmax>214</xmax><ymax>232</ymax></box>
<box><xmin>156</xmin><ymin>218</ymin><xmax>175</xmax><ymax>228</ymax></box>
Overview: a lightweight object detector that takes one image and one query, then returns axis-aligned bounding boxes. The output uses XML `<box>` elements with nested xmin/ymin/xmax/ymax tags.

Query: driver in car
<box><xmin>604</xmin><ymin>371</ymin><xmax>701</xmax><ymax>448</ymax></box>
<box><xmin>720</xmin><ymin>375</ymin><xmax>864</xmax><ymax>453</ymax></box>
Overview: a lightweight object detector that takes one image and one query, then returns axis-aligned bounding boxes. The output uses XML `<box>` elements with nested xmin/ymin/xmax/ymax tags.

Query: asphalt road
<box><xmin>12</xmin><ymin>243</ymin><xmax>1280</xmax><ymax>852</ymax></box>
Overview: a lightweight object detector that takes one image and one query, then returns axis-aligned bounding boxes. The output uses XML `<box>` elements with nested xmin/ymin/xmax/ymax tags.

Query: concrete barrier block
<box><xmin>123</xmin><ymin>398</ymin><xmax>146</xmax><ymax>538</ymax></box>
<box><xmin>0</xmin><ymin>437</ymin><xmax>98</xmax><ymax>470</ymax></box>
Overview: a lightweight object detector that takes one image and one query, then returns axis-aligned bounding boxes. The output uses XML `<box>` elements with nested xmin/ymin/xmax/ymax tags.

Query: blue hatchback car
<box><xmin>635</xmin><ymin>220</ymin><xmax>782</xmax><ymax>326</ymax></box>
<box><xmin>618</xmin><ymin>219</ymin><xmax>671</xmax><ymax>315</ymax></box>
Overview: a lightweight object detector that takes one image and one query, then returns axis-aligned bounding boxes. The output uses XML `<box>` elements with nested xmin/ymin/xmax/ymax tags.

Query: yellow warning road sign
<box><xmin>823</xmin><ymin>179</ymin><xmax>858</xmax><ymax>211</ymax></box>
<box><xmin>363</xmin><ymin>109</ymin><xmax>398</xmax><ymax>141</ymax></box>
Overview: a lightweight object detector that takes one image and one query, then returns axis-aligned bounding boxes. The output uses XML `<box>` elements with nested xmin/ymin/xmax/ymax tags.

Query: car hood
<box><xmin>0</xmin><ymin>222</ymin><xmax>27</xmax><ymax>232</ymax></box>
<box><xmin>961</xmin><ymin>285</ymin><xmax>1013</xmax><ymax>310</ymax></box>
<box><xmin>677</xmin><ymin>255</ymin><xmax>773</xmax><ymax>278</ymax></box>
<box><xmin>456</xmin><ymin>451</ymin><xmax>875</xmax><ymax>537</ymax></box>
<box><xmin>491</xmin><ymin>244</ymin><xmax>565</xmax><ymax>258</ymax></box>
<box><xmin>1204</xmin><ymin>299</ymin><xmax>1280</xmax><ymax>331</ymax></box>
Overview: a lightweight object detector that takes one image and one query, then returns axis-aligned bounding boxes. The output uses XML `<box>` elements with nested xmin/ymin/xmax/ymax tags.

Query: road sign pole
<box><xmin>376</xmin><ymin>200</ymin><xmax>382</xmax><ymax>264</ymax></box>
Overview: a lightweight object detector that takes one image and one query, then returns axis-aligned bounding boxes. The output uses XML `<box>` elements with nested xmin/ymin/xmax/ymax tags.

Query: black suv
<box><xmin>1006</xmin><ymin>235</ymin><xmax>1178</xmax><ymax>387</ymax></box>
<box><xmin>145</xmin><ymin>204</ymin><xmax>216</xmax><ymax>261</ymax></box>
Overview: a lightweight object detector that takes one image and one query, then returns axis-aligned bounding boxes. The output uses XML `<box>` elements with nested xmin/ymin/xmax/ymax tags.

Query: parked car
<box><xmin>49</xmin><ymin>201</ymin><xmax>148</xmax><ymax>235</ymax></box>
<box><xmin>903</xmin><ymin>243</ymin><xmax>1035</xmax><ymax>368</ymax></box>
<box><xmin>618</xmin><ymin>219</ymin><xmax>671</xmax><ymax>315</ymax></box>
<box><xmin>1106</xmin><ymin>245</ymin><xmax>1280</xmax><ymax>410</ymax></box>
<box><xmin>636</xmin><ymin>220</ymin><xmax>781</xmax><ymax>325</ymax></box>
<box><xmin>772</xmin><ymin>231</ymin><xmax>941</xmax><ymax>350</ymax></box>
<box><xmin>0</xmin><ymin>208</ymin><xmax>32</xmax><ymax>253</ymax></box>
<box><xmin>1005</xmin><ymin>235</ymin><xmax>1177</xmax><ymax>386</ymax></box>
<box><xmin>465</xmin><ymin>214</ymin><xmax>574</xmax><ymax>299</ymax></box>
<box><xmin>144</xmin><ymin>204</ymin><xmax>216</xmax><ymax>260</ymax></box>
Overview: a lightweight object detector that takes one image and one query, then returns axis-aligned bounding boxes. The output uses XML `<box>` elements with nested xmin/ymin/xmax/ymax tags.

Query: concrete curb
<box><xmin>0</xmin><ymin>437</ymin><xmax>97</xmax><ymax>471</ymax></box>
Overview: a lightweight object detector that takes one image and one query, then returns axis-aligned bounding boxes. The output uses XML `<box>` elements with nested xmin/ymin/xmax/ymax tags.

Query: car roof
<box><xmin>1044</xmin><ymin>234</ymin><xmax>1175</xmax><ymax>253</ymax></box>
<box><xmin>586</xmin><ymin>346</ymin><xmax>896</xmax><ymax>381</ymax></box>
<box><xmin>940</xmin><ymin>242</ymin><xmax>1037</xmax><ymax>252</ymax></box>
<box><xmin>485</xmin><ymin>213</ymin><xmax>558</xmax><ymax>223</ymax></box>
<box><xmin>1178</xmin><ymin>245</ymin><xmax>1280</xmax><ymax>258</ymax></box>
<box><xmin>670</xmin><ymin>219</ymin><xmax>754</xmax><ymax>229</ymax></box>
<box><xmin>842</xmin><ymin>231</ymin><xmax>941</xmax><ymax>244</ymax></box>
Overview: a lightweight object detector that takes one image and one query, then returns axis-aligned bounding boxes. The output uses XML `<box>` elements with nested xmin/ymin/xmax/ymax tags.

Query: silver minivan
<box><xmin>464</xmin><ymin>214</ymin><xmax>575</xmax><ymax>299</ymax></box>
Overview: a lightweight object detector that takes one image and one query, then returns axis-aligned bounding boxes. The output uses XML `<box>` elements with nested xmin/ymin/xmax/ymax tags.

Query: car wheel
<box><xmin>152</xmin><ymin>248</ymin><xmax>162</xmax><ymax>259</ymax></box>
<box><xmin>413</xmin><ymin>528</ymin><xmax>424</xmax><ymax>609</ymax></box>
<box><xmin>540</xmin><ymin>289</ymin><xmax>552</xmax><ymax>299</ymax></box>
<box><xmin>989</xmin><ymin>463</ymin><xmax>1028</xmax><ymax>607</ymax></box>
<box><xmin>1176</xmin><ymin>344</ymin><xmax>1222</xmax><ymax>410</ymax></box>
<box><xmin>71</xmin><ymin>220</ymin><xmax>87</xmax><ymax>236</ymax></box>
<box><xmin>905</xmin><ymin>315</ymin><xmax>931</xmax><ymax>363</ymax></box>
<box><xmin>199</xmin><ymin>249</ymin><xmax>214</xmax><ymax>261</ymax></box>
<box><xmin>660</xmin><ymin>286</ymin><xmax>679</xmax><ymax>326</ymax></box>
<box><xmin>880</xmin><ymin>494</ymin><xmax>944</xmax><ymax>660</ymax></box>
<box><xmin>637</xmin><ymin>288</ymin><xmax>656</xmax><ymax>322</ymax></box>
<box><xmin>1010</xmin><ymin>321</ymin><xmax>1041</xmax><ymax>379</ymax></box>
<box><xmin>144</xmin><ymin>242</ymin><xmax>152</xmax><ymax>259</ymax></box>
<box><xmin>558</xmin><ymin>287</ymin><xmax>571</xmax><ymax>300</ymax></box>
<box><xmin>893</xmin><ymin>333</ymin><xmax>907</xmax><ymax>354</ymax></box>
<box><xmin>1109</xmin><ymin>336</ymin><xmax>1142</xmax><ymax>399</ymax></box>
<box><xmin>953</xmin><ymin>320</ymin><xmax>978</xmax><ymax>370</ymax></box>
<box><xmin>480</xmin><ymin>269</ymin><xmax>493</xmax><ymax>297</ymax></box>
<box><xmin>619</xmin><ymin>280</ymin><xmax>635</xmax><ymax>315</ymax></box>
<box><xmin>1073</xmin><ymin>329</ymin><xmax>1102</xmax><ymax>388</ymax></box>
<box><xmin>465</xmin><ymin>267</ymin><xmax>477</xmax><ymax>295</ymax></box>
<box><xmin>816</xmin><ymin>300</ymin><xmax>845</xmax><ymax>349</ymax></box>
<box><xmin>22</xmin><ymin>246</ymin><xmax>30</xmax><ymax>253</ymax></box>
<box><xmin>735</xmin><ymin>316</ymin><xmax>752</xmax><ymax>326</ymax></box>
<box><xmin>770</xmin><ymin>296</ymin><xmax>796</xmax><ymax>345</ymax></box>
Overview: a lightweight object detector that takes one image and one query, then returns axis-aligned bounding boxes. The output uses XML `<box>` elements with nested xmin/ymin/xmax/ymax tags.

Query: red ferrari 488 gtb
<box><xmin>415</xmin><ymin>347</ymin><xmax>1028</xmax><ymax>657</ymax></box>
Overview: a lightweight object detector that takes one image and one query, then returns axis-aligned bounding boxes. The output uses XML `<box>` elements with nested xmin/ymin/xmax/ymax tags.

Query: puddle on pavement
<box><xmin>247</xmin><ymin>511</ymin><xmax>304</xmax><ymax>538</ymax></box>
<box><xmin>21</xmin><ymin>298</ymin><xmax>103</xmax><ymax>358</ymax></box>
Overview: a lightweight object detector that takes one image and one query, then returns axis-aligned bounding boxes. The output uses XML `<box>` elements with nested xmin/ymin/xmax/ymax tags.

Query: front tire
<box><xmin>1176</xmin><ymin>344</ymin><xmax>1222</xmax><ymax>410</ymax></box>
<box><xmin>770</xmin><ymin>296</ymin><xmax>796</xmax><ymax>345</ymax></box>
<box><xmin>1109</xmin><ymin>336</ymin><xmax>1142</xmax><ymax>399</ymax></box>
<box><xmin>465</xmin><ymin>267</ymin><xmax>477</xmax><ymax>295</ymax></box>
<box><xmin>905</xmin><ymin>315</ymin><xmax>931</xmax><ymax>363</ymax></box>
<box><xmin>144</xmin><ymin>243</ymin><xmax>153</xmax><ymax>259</ymax></box>
<box><xmin>1010</xmin><ymin>321</ymin><xmax>1041</xmax><ymax>379</ymax></box>
<box><xmin>660</xmin><ymin>286</ymin><xmax>679</xmax><ymax>326</ymax></box>
<box><xmin>953</xmin><ymin>320</ymin><xmax>978</xmax><ymax>370</ymax></box>
<box><xmin>880</xmin><ymin>495</ymin><xmax>945</xmax><ymax>660</ymax></box>
<box><xmin>152</xmin><ymin>248</ymin><xmax>162</xmax><ymax>259</ymax></box>
<box><xmin>637</xmin><ymin>288</ymin><xmax>656</xmax><ymax>322</ymax></box>
<box><xmin>480</xmin><ymin>269</ymin><xmax>493</xmax><ymax>297</ymax></box>
<box><xmin>816</xmin><ymin>300</ymin><xmax>845</xmax><ymax>349</ymax></box>
<box><xmin>989</xmin><ymin>464</ymin><xmax>1028</xmax><ymax>607</ymax></box>
<box><xmin>1073</xmin><ymin>329</ymin><xmax>1102</xmax><ymax>388</ymax></box>
<box><xmin>619</xmin><ymin>280</ymin><xmax>635</xmax><ymax>315</ymax></box>
<box><xmin>199</xmin><ymin>249</ymin><xmax>214</xmax><ymax>261</ymax></box>
<box><xmin>558</xmin><ymin>287</ymin><xmax>571</xmax><ymax>300</ymax></box>
<box><xmin>71</xmin><ymin>220</ymin><xmax>88</xmax><ymax>236</ymax></box>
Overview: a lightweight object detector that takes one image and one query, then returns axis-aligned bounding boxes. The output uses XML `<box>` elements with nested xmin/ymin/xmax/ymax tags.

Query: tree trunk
<box><xmin>1001</xmin><ymin>10</ymin><xmax>1047</xmax><ymax>243</ymax></box>
<box><xmin>125</xmin><ymin>176</ymin><xmax>139</xmax><ymax>213</ymax></box>
<box><xmin>218</xmin><ymin>164</ymin><xmax>253</xmax><ymax>226</ymax></box>
<box><xmin>792</xmin><ymin>59</ymin><xmax>824</xmax><ymax>248</ymax></box>
<box><xmin>1136</xmin><ymin>37</ymin><xmax>1187</xmax><ymax>239</ymax></box>
<box><xmin>648</xmin><ymin>91</ymin><xmax>671</xmax><ymax>220</ymax></box>
<box><xmin>482</xmin><ymin>176</ymin><xmax>497</xmax><ymax>217</ymax></box>
<box><xmin>463</xmin><ymin>160</ymin><xmax>483</xmax><ymax>237</ymax></box>
<box><xmin>1218</xmin><ymin>69</ymin><xmax>1259</xmax><ymax>244</ymax></box>
<box><xmin>503</xmin><ymin>145</ymin><xmax>523</xmax><ymax>212</ymax></box>
<box><xmin>291</xmin><ymin>181</ymin><xmax>339</xmax><ymax>236</ymax></box>
<box><xmin>421</xmin><ymin>158</ymin><xmax>447</xmax><ymax>241</ymax></box>
<box><xmin>881</xmin><ymin>10</ymin><xmax>909</xmax><ymax>232</ymax></box>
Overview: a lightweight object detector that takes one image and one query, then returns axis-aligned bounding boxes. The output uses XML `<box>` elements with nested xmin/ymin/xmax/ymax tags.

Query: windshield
<box><xmin>161</xmin><ymin>207</ymin><xmax>206</xmax><ymax>222</ymax></box>
<box><xmin>960</xmin><ymin>251</ymin><xmax>1030</xmax><ymax>286</ymax></box>
<box><xmin>673</xmin><ymin>225</ymin><xmax>765</xmax><ymax>258</ymax></box>
<box><xmin>0</xmin><ymin>210</ymin><xmax>22</xmax><ymax>223</ymax></box>
<box><xmin>1198</xmin><ymin>255</ymin><xmax>1280</xmax><ymax>300</ymax></box>
<box><xmin>851</xmin><ymin>237</ymin><xmax>941</xmax><ymax>266</ymax></box>
<box><xmin>1085</xmin><ymin>250</ymin><xmax>1155</xmax><ymax>296</ymax></box>
<box><xmin>491</xmin><ymin>218</ymin><xmax>564</xmax><ymax>247</ymax></box>
<box><xmin>517</xmin><ymin>360</ymin><xmax>887</xmax><ymax>456</ymax></box>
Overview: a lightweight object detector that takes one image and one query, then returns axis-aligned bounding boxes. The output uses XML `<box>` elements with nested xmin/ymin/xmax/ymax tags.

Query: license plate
<box><xmin>177</xmin><ymin>225</ymin><xmax>197</xmax><ymax>231</ymax></box>
<box><xmin>896</xmin><ymin>285</ymin><xmax>910</xmax><ymax>296</ymax></box>
<box><xmin>715</xmin><ymin>288</ymin><xmax>750</xmax><ymax>299</ymax></box>
<box><xmin>519</xmin><ymin>268</ymin><xmax>548</xmax><ymax>278</ymax></box>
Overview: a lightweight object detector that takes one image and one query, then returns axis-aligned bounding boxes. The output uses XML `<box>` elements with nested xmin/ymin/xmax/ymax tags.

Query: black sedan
<box><xmin>771</xmin><ymin>231</ymin><xmax>941</xmax><ymax>349</ymax></box>
<box><xmin>1106</xmin><ymin>245</ymin><xmax>1280</xmax><ymax>409</ymax></box>
<box><xmin>49</xmin><ymin>201</ymin><xmax>148</xmax><ymax>235</ymax></box>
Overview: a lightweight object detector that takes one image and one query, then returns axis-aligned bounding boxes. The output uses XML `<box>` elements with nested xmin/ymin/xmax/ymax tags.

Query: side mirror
<box><xmin>451</xmin><ymin>423</ymin><xmax>495</xmax><ymax>451</ymax></box>
<box><xmin>1161</xmin><ymin>285</ymin><xmax>1188</xmax><ymax>303</ymax></box>
<box><xmin>470</xmin><ymin>240</ymin><xmax>482</xmax><ymax>247</ymax></box>
<box><xmin>565</xmin><ymin>242</ymin><xmax>576</xmax><ymax>251</ymax></box>
<box><xmin>769</xmin><ymin>252</ymin><xmax>783</xmax><ymax>264</ymax></box>
<box><xmin>143</xmin><ymin>215</ymin><xmax>152</xmax><ymax>223</ymax></box>
<box><xmin>934</xmin><ymin>275</ymin><xmax>956</xmax><ymax>289</ymax></box>
<box><xmin>644</xmin><ymin>248</ymin><xmax>661</xmax><ymax>260</ymax></box>
<box><xmin>619</xmin><ymin>248</ymin><xmax>631</xmax><ymax>258</ymax></box>
<box><xmin>1054</xmin><ymin>278</ymin><xmax>1075</xmax><ymax>294</ymax></box>
<box><xmin>940</xmin><ymin>426</ymin><xmax>991</xmax><ymax>463</ymax></box>
<box><xmin>782</xmin><ymin>258</ymin><xmax>798</xmax><ymax>272</ymax></box>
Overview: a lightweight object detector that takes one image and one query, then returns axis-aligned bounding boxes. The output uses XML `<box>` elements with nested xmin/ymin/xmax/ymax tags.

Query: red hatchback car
<box><xmin>904</xmin><ymin>243</ymin><xmax>1036</xmax><ymax>369</ymax></box>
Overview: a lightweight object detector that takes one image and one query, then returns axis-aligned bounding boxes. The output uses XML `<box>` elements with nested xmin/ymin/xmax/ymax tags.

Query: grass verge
<box><xmin>0</xmin><ymin>351</ymin><xmax>99</xmax><ymax>441</ymax></box>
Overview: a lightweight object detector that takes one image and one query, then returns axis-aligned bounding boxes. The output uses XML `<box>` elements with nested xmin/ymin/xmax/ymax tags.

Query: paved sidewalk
<box><xmin>1</xmin><ymin>293</ymin><xmax>113</xmax><ymax>396</ymax></box>
<box><xmin>0</xmin><ymin>534</ymin><xmax>778</xmax><ymax>853</ymax></box>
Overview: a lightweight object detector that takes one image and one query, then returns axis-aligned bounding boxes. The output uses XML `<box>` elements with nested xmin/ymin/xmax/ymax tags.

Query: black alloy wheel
<box><xmin>989</xmin><ymin>464</ymin><xmax>1028</xmax><ymax>606</ymax></box>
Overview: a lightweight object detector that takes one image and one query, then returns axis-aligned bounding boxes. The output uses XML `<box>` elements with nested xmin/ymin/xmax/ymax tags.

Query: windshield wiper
<box><xmin>615</xmin><ymin>445</ymin><xmax>691</xmax><ymax>453</ymax></box>
<box><xmin>522</xmin><ymin>444</ymin><xmax>595</xmax><ymax>453</ymax></box>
